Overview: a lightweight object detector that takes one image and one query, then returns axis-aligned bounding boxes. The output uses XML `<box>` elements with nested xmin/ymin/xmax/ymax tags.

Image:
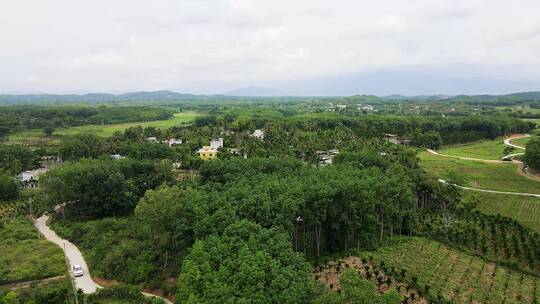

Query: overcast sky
<box><xmin>2</xmin><ymin>0</ymin><xmax>540</xmax><ymax>95</ymax></box>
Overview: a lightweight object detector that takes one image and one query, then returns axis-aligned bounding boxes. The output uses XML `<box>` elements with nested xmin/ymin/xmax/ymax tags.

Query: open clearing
<box><xmin>0</xmin><ymin>218</ymin><xmax>65</xmax><ymax>285</ymax></box>
<box><xmin>358</xmin><ymin>237</ymin><xmax>539</xmax><ymax>304</ymax></box>
<box><xmin>7</xmin><ymin>111</ymin><xmax>199</xmax><ymax>144</ymax></box>
<box><xmin>437</xmin><ymin>137</ymin><xmax>507</xmax><ymax>160</ymax></box>
<box><xmin>419</xmin><ymin>151</ymin><xmax>540</xmax><ymax>194</ymax></box>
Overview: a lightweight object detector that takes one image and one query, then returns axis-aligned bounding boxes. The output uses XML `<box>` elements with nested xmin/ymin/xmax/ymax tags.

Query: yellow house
<box><xmin>198</xmin><ymin>146</ymin><xmax>218</xmax><ymax>160</ymax></box>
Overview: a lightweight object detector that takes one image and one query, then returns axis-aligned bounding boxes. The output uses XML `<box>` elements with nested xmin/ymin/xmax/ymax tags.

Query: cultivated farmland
<box><xmin>469</xmin><ymin>192</ymin><xmax>540</xmax><ymax>232</ymax></box>
<box><xmin>357</xmin><ymin>237</ymin><xmax>539</xmax><ymax>304</ymax></box>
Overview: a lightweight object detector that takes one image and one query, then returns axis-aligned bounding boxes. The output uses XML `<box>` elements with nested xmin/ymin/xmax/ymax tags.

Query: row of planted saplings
<box><xmin>366</xmin><ymin>257</ymin><xmax>456</xmax><ymax>304</ymax></box>
<box><xmin>314</xmin><ymin>256</ymin><xmax>429</xmax><ymax>303</ymax></box>
<box><xmin>470</xmin><ymin>213</ymin><xmax>540</xmax><ymax>271</ymax></box>
<box><xmin>427</xmin><ymin>213</ymin><xmax>540</xmax><ymax>275</ymax></box>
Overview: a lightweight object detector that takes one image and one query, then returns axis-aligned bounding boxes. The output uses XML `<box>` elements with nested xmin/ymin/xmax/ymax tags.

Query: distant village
<box><xmin>14</xmin><ymin>128</ymin><xmax>410</xmax><ymax>189</ymax></box>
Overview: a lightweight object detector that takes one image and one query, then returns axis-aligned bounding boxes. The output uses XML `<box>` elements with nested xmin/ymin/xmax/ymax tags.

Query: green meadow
<box><xmin>8</xmin><ymin>111</ymin><xmax>200</xmax><ymax>144</ymax></box>
<box><xmin>0</xmin><ymin>218</ymin><xmax>65</xmax><ymax>284</ymax></box>
<box><xmin>437</xmin><ymin>138</ymin><xmax>507</xmax><ymax>160</ymax></box>
<box><xmin>418</xmin><ymin>151</ymin><xmax>540</xmax><ymax>194</ymax></box>
<box><xmin>511</xmin><ymin>135</ymin><xmax>539</xmax><ymax>148</ymax></box>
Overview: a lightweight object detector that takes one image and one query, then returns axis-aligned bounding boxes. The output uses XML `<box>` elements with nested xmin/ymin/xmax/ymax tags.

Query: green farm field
<box><xmin>438</xmin><ymin>137</ymin><xmax>507</xmax><ymax>160</ymax></box>
<box><xmin>0</xmin><ymin>218</ymin><xmax>65</xmax><ymax>284</ymax></box>
<box><xmin>419</xmin><ymin>151</ymin><xmax>540</xmax><ymax>194</ymax></box>
<box><xmin>466</xmin><ymin>192</ymin><xmax>540</xmax><ymax>232</ymax></box>
<box><xmin>360</xmin><ymin>237</ymin><xmax>539</xmax><ymax>304</ymax></box>
<box><xmin>7</xmin><ymin>111</ymin><xmax>200</xmax><ymax>144</ymax></box>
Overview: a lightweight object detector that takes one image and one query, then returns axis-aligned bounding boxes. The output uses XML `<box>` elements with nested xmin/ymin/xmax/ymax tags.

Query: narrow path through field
<box><xmin>34</xmin><ymin>214</ymin><xmax>173</xmax><ymax>304</ymax></box>
<box><xmin>427</xmin><ymin>134</ymin><xmax>530</xmax><ymax>163</ymax></box>
<box><xmin>426</xmin><ymin>149</ymin><xmax>512</xmax><ymax>163</ymax></box>
<box><xmin>437</xmin><ymin>179</ymin><xmax>540</xmax><ymax>198</ymax></box>
<box><xmin>504</xmin><ymin>134</ymin><xmax>530</xmax><ymax>150</ymax></box>
<box><xmin>0</xmin><ymin>276</ymin><xmax>65</xmax><ymax>291</ymax></box>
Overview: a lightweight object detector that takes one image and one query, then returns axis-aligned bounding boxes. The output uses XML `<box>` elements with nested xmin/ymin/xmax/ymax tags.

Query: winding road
<box><xmin>504</xmin><ymin>134</ymin><xmax>529</xmax><ymax>150</ymax></box>
<box><xmin>34</xmin><ymin>214</ymin><xmax>173</xmax><ymax>304</ymax></box>
<box><xmin>437</xmin><ymin>179</ymin><xmax>540</xmax><ymax>198</ymax></box>
<box><xmin>431</xmin><ymin>134</ymin><xmax>540</xmax><ymax>197</ymax></box>
<box><xmin>426</xmin><ymin>134</ymin><xmax>530</xmax><ymax>163</ymax></box>
<box><xmin>426</xmin><ymin>149</ymin><xmax>510</xmax><ymax>164</ymax></box>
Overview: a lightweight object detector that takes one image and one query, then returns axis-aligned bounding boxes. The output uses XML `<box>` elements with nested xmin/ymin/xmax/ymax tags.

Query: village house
<box><xmin>198</xmin><ymin>146</ymin><xmax>218</xmax><ymax>160</ymax></box>
<box><xmin>111</xmin><ymin>154</ymin><xmax>124</xmax><ymax>160</ymax></box>
<box><xmin>197</xmin><ymin>138</ymin><xmax>223</xmax><ymax>160</ymax></box>
<box><xmin>359</xmin><ymin>104</ymin><xmax>374</xmax><ymax>111</ymax></box>
<box><xmin>252</xmin><ymin>129</ymin><xmax>264</xmax><ymax>140</ymax></box>
<box><xmin>210</xmin><ymin>138</ymin><xmax>224</xmax><ymax>150</ymax></box>
<box><xmin>384</xmin><ymin>134</ymin><xmax>411</xmax><ymax>145</ymax></box>
<box><xmin>146</xmin><ymin>137</ymin><xmax>159</xmax><ymax>143</ymax></box>
<box><xmin>316</xmin><ymin>149</ymin><xmax>340</xmax><ymax>166</ymax></box>
<box><xmin>163</xmin><ymin>138</ymin><xmax>183</xmax><ymax>147</ymax></box>
<box><xmin>16</xmin><ymin>168</ymin><xmax>48</xmax><ymax>189</ymax></box>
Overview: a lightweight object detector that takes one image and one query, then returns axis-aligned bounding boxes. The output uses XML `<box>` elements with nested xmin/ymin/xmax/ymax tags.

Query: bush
<box><xmin>86</xmin><ymin>285</ymin><xmax>165</xmax><ymax>304</ymax></box>
<box><xmin>524</xmin><ymin>138</ymin><xmax>540</xmax><ymax>169</ymax></box>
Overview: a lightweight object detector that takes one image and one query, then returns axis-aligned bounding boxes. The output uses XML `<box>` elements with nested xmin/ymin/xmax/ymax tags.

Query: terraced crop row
<box><xmin>471</xmin><ymin>192</ymin><xmax>540</xmax><ymax>232</ymax></box>
<box><xmin>360</xmin><ymin>237</ymin><xmax>540</xmax><ymax>303</ymax></box>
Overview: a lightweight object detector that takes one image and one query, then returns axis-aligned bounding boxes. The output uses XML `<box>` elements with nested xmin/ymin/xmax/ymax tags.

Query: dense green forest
<box><xmin>1</xmin><ymin>97</ymin><xmax>539</xmax><ymax>304</ymax></box>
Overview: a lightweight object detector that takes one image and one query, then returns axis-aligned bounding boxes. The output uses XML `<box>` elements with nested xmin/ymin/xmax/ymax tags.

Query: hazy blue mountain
<box><xmin>0</xmin><ymin>90</ymin><xmax>199</xmax><ymax>104</ymax></box>
<box><xmin>223</xmin><ymin>87</ymin><xmax>285</xmax><ymax>97</ymax></box>
<box><xmin>271</xmin><ymin>70</ymin><xmax>540</xmax><ymax>96</ymax></box>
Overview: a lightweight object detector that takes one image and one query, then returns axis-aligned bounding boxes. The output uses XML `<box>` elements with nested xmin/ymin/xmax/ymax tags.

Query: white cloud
<box><xmin>0</xmin><ymin>0</ymin><xmax>539</xmax><ymax>94</ymax></box>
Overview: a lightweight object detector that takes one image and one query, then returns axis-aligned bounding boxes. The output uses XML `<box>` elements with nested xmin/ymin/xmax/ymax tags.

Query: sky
<box><xmin>2</xmin><ymin>0</ymin><xmax>540</xmax><ymax>95</ymax></box>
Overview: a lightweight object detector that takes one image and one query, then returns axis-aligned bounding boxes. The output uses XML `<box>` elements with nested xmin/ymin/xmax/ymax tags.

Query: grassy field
<box><xmin>0</xmin><ymin>278</ymin><xmax>71</xmax><ymax>303</ymax></box>
<box><xmin>0</xmin><ymin>280</ymin><xmax>163</xmax><ymax>304</ymax></box>
<box><xmin>498</xmin><ymin>105</ymin><xmax>540</xmax><ymax>114</ymax></box>
<box><xmin>7</xmin><ymin>111</ymin><xmax>199</xmax><ymax>144</ymax></box>
<box><xmin>419</xmin><ymin>151</ymin><xmax>540</xmax><ymax>194</ymax></box>
<box><xmin>0</xmin><ymin>218</ymin><xmax>65</xmax><ymax>284</ymax></box>
<box><xmin>465</xmin><ymin>192</ymin><xmax>540</xmax><ymax>232</ymax></box>
<box><xmin>438</xmin><ymin>137</ymin><xmax>507</xmax><ymax>160</ymax></box>
<box><xmin>512</xmin><ymin>135</ymin><xmax>539</xmax><ymax>147</ymax></box>
<box><xmin>360</xmin><ymin>237</ymin><xmax>539</xmax><ymax>304</ymax></box>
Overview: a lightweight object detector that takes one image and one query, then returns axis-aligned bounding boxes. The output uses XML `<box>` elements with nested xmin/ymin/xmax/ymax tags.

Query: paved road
<box><xmin>437</xmin><ymin>179</ymin><xmax>540</xmax><ymax>198</ymax></box>
<box><xmin>34</xmin><ymin>215</ymin><xmax>100</xmax><ymax>294</ymax></box>
<box><xmin>34</xmin><ymin>214</ymin><xmax>172</xmax><ymax>303</ymax></box>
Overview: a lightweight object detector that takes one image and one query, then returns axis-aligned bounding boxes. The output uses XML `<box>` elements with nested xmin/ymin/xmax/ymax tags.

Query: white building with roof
<box><xmin>210</xmin><ymin>138</ymin><xmax>224</xmax><ymax>150</ymax></box>
<box><xmin>164</xmin><ymin>138</ymin><xmax>183</xmax><ymax>147</ymax></box>
<box><xmin>252</xmin><ymin>129</ymin><xmax>264</xmax><ymax>140</ymax></box>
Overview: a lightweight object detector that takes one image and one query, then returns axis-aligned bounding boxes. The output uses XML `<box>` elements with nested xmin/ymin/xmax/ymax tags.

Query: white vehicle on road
<box><xmin>72</xmin><ymin>264</ymin><xmax>84</xmax><ymax>277</ymax></box>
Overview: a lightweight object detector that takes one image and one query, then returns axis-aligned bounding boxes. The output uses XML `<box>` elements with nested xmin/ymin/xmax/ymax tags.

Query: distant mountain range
<box><xmin>0</xmin><ymin>90</ymin><xmax>199</xmax><ymax>104</ymax></box>
<box><xmin>1</xmin><ymin>90</ymin><xmax>540</xmax><ymax>105</ymax></box>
